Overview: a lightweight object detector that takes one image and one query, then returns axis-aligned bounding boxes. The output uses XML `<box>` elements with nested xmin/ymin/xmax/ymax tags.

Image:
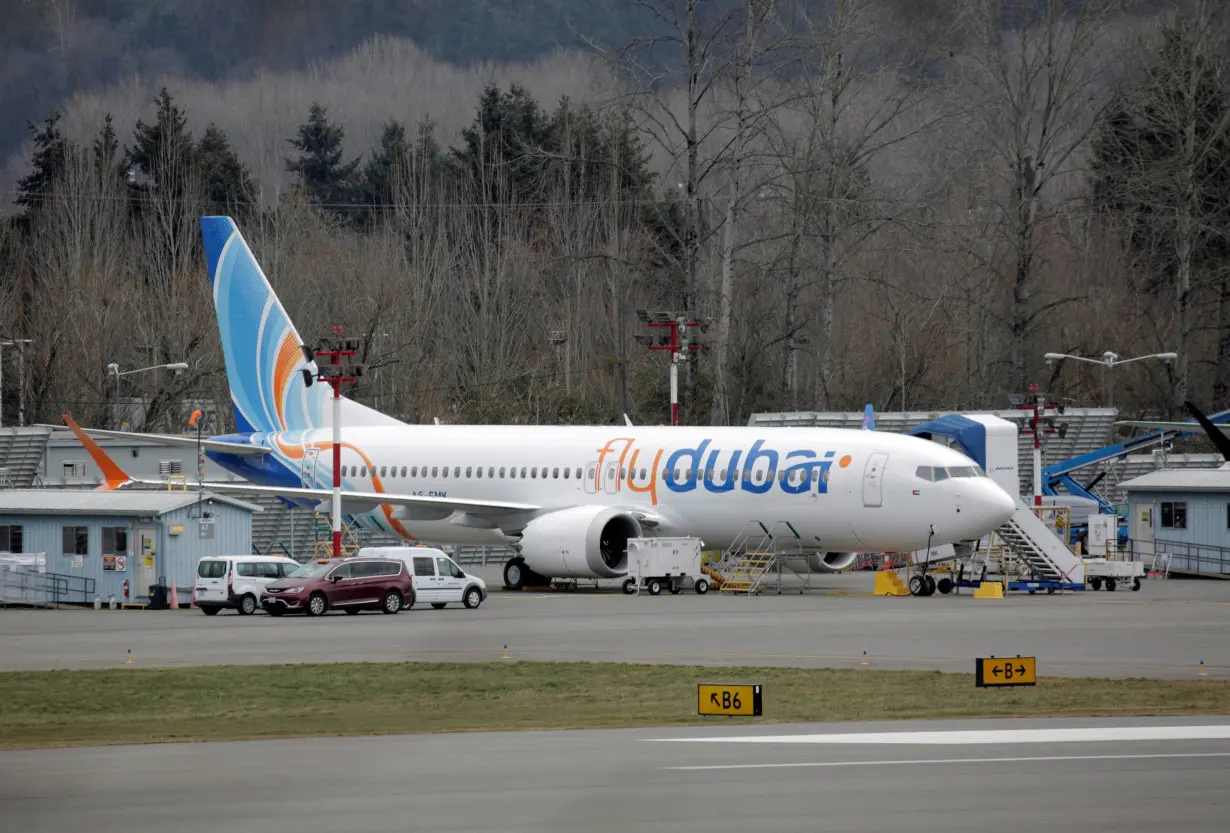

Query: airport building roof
<box><xmin>1117</xmin><ymin>468</ymin><xmax>1230</xmax><ymax>493</ymax></box>
<box><xmin>0</xmin><ymin>489</ymin><xmax>262</xmax><ymax>516</ymax></box>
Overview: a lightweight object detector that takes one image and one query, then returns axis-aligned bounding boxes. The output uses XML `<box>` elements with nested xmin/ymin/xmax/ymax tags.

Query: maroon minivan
<box><xmin>261</xmin><ymin>557</ymin><xmax>415</xmax><ymax>616</ymax></box>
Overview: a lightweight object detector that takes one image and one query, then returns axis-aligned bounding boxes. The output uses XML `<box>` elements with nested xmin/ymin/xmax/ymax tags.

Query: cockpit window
<box><xmin>917</xmin><ymin>464</ymin><xmax>985</xmax><ymax>482</ymax></box>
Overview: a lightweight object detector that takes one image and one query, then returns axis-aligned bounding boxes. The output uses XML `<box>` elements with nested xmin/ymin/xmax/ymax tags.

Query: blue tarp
<box><xmin>906</xmin><ymin>415</ymin><xmax>987</xmax><ymax>471</ymax></box>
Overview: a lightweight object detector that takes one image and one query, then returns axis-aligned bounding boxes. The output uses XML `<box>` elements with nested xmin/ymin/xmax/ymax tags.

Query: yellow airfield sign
<box><xmin>698</xmin><ymin>683</ymin><xmax>762</xmax><ymax>716</ymax></box>
<box><xmin>976</xmin><ymin>656</ymin><xmax>1037</xmax><ymax>687</ymax></box>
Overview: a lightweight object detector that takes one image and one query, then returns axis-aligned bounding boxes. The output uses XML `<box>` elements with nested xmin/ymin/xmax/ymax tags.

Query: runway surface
<box><xmin>2</xmin><ymin>573</ymin><xmax>1228</xmax><ymax>678</ymax></box>
<box><xmin>3</xmin><ymin>716</ymin><xmax>1228</xmax><ymax>832</ymax></box>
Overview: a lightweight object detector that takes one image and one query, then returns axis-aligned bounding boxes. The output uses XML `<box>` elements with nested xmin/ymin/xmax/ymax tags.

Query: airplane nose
<box><xmin>975</xmin><ymin>481</ymin><xmax>1017</xmax><ymax>529</ymax></box>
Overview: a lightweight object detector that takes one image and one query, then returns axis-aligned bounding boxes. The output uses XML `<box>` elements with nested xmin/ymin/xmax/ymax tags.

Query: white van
<box><xmin>355</xmin><ymin>546</ymin><xmax>488</xmax><ymax>609</ymax></box>
<box><xmin>195</xmin><ymin>554</ymin><xmax>301</xmax><ymax>616</ymax></box>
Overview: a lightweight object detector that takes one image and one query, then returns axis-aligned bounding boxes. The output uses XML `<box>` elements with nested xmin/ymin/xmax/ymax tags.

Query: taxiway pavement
<box><xmin>3</xmin><ymin>716</ymin><xmax>1228</xmax><ymax>832</ymax></box>
<box><xmin>1</xmin><ymin>573</ymin><xmax>1227</xmax><ymax>678</ymax></box>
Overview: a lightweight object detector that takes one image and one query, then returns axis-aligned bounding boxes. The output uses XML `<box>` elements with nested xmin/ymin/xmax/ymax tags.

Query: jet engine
<box><xmin>781</xmin><ymin>552</ymin><xmax>860</xmax><ymax>574</ymax></box>
<box><xmin>510</xmin><ymin>505</ymin><xmax>641</xmax><ymax>581</ymax></box>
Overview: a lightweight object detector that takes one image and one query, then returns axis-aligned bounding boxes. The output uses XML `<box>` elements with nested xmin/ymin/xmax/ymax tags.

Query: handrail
<box><xmin>1115</xmin><ymin>538</ymin><xmax>1230</xmax><ymax>577</ymax></box>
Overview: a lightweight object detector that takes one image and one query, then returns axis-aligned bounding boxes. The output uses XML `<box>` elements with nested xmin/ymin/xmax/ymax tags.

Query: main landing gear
<box><xmin>503</xmin><ymin>558</ymin><xmax>549</xmax><ymax>591</ymax></box>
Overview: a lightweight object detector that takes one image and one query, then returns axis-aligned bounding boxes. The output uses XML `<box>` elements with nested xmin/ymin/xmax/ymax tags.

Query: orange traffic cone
<box><xmin>169</xmin><ymin>581</ymin><xmax>179</xmax><ymax>610</ymax></box>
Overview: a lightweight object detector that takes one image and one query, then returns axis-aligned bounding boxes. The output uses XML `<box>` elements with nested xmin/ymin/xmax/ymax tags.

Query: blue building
<box><xmin>1119</xmin><ymin>469</ymin><xmax>1230</xmax><ymax>577</ymax></box>
<box><xmin>0</xmin><ymin>490</ymin><xmax>260</xmax><ymax>605</ymax></box>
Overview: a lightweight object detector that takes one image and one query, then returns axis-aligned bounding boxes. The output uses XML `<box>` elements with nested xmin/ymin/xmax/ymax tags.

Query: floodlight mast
<box><xmin>635</xmin><ymin>309</ymin><xmax>702</xmax><ymax>425</ymax></box>
<box><xmin>306</xmin><ymin>326</ymin><xmax>364</xmax><ymax>557</ymax></box>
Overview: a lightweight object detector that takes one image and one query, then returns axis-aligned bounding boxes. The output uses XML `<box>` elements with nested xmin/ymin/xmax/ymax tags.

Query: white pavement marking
<box><xmin>662</xmin><ymin>752</ymin><xmax>1230</xmax><ymax>771</ymax></box>
<box><xmin>647</xmin><ymin>725</ymin><xmax>1230</xmax><ymax>745</ymax></box>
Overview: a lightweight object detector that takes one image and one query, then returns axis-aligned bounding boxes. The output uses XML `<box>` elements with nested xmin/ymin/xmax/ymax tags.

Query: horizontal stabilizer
<box><xmin>37</xmin><ymin>423</ymin><xmax>269</xmax><ymax>456</ymax></box>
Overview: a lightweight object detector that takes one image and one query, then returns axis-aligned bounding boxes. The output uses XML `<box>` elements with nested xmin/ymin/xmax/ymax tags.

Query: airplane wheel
<box><xmin>622</xmin><ymin>578</ymin><xmax>636</xmax><ymax>594</ymax></box>
<box><xmin>503</xmin><ymin>559</ymin><xmax>527</xmax><ymax>591</ymax></box>
<box><xmin>908</xmin><ymin>575</ymin><xmax>926</xmax><ymax>596</ymax></box>
<box><xmin>937</xmin><ymin>577</ymin><xmax>953</xmax><ymax>595</ymax></box>
<box><xmin>923</xmin><ymin>575</ymin><xmax>937</xmax><ymax>596</ymax></box>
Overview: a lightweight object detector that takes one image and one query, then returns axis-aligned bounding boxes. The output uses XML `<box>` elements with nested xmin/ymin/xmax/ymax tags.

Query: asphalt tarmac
<box><xmin>2</xmin><ymin>572</ymin><xmax>1227</xmax><ymax>678</ymax></box>
<box><xmin>3</xmin><ymin>716</ymin><xmax>1228</xmax><ymax>832</ymax></box>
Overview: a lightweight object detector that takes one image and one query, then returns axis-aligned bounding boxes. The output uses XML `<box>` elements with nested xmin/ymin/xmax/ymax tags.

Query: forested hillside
<box><xmin>1</xmin><ymin>0</ymin><xmax>1227</xmax><ymax>432</ymax></box>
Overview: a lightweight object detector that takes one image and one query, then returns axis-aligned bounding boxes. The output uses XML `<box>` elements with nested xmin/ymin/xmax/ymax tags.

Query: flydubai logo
<box><xmin>597</xmin><ymin>437</ymin><xmax>852</xmax><ymax>505</ymax></box>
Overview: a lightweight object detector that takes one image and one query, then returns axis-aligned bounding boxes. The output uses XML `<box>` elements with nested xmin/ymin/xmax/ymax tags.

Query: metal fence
<box><xmin>0</xmin><ymin>570</ymin><xmax>96</xmax><ymax>606</ymax></box>
<box><xmin>1116</xmin><ymin>538</ymin><xmax>1230</xmax><ymax>578</ymax></box>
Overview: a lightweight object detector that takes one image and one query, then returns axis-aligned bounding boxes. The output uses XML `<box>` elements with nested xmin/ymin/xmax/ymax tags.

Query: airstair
<box><xmin>994</xmin><ymin>501</ymin><xmax>1086</xmax><ymax>584</ymax></box>
<box><xmin>712</xmin><ymin>521</ymin><xmax>806</xmax><ymax>594</ymax></box>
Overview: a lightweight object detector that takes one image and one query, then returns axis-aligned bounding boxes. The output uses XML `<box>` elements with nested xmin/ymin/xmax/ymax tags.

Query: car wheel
<box><xmin>463</xmin><ymin>587</ymin><xmax>483</xmax><ymax>609</ymax></box>
<box><xmin>306</xmin><ymin>592</ymin><xmax>328</xmax><ymax>617</ymax></box>
<box><xmin>695</xmin><ymin>578</ymin><xmax>709</xmax><ymax>595</ymax></box>
<box><xmin>345</xmin><ymin>607</ymin><xmax>361</xmax><ymax>615</ymax></box>
<box><xmin>238</xmin><ymin>594</ymin><xmax>257</xmax><ymax>616</ymax></box>
<box><xmin>503</xmin><ymin>559</ymin><xmax>526</xmax><ymax>591</ymax></box>
<box><xmin>382</xmin><ymin>590</ymin><xmax>402</xmax><ymax>614</ymax></box>
<box><xmin>647</xmin><ymin>579</ymin><xmax>662</xmax><ymax>596</ymax></box>
<box><xmin>431</xmin><ymin>602</ymin><xmax>447</xmax><ymax>610</ymax></box>
<box><xmin>200</xmin><ymin>605</ymin><xmax>220</xmax><ymax>616</ymax></box>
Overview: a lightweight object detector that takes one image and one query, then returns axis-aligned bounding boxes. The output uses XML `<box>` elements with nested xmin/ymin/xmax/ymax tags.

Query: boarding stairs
<box><xmin>713</xmin><ymin>521</ymin><xmax>805</xmax><ymax>594</ymax></box>
<box><xmin>993</xmin><ymin>501</ymin><xmax>1085</xmax><ymax>584</ymax></box>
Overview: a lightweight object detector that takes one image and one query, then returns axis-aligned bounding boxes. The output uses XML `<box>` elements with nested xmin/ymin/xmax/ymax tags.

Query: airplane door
<box><xmin>584</xmin><ymin>462</ymin><xmax>598</xmax><ymax>494</ymax></box>
<box><xmin>301</xmin><ymin>448</ymin><xmax>320</xmax><ymax>488</ymax></box>
<box><xmin>862</xmin><ymin>453</ymin><xmax>888</xmax><ymax>508</ymax></box>
<box><xmin>602</xmin><ymin>462</ymin><xmax>619</xmax><ymax>494</ymax></box>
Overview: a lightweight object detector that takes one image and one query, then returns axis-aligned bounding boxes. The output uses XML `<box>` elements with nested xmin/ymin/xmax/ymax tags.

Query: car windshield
<box><xmin>286</xmin><ymin>562</ymin><xmax>333</xmax><ymax>579</ymax></box>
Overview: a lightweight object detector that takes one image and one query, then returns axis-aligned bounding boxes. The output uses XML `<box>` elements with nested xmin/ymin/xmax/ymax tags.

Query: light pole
<box><xmin>634</xmin><ymin>310</ymin><xmax>703</xmax><ymax>425</ymax></box>
<box><xmin>1044</xmin><ymin>351</ymin><xmax>1178</xmax><ymax>409</ymax></box>
<box><xmin>107</xmin><ymin>361</ymin><xmax>190</xmax><ymax>429</ymax></box>
<box><xmin>302</xmin><ymin>327</ymin><xmax>364</xmax><ymax>558</ymax></box>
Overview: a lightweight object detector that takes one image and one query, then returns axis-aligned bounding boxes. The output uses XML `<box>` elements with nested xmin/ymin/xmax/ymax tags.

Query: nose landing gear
<box><xmin>909</xmin><ymin>573</ymin><xmax>937</xmax><ymax>597</ymax></box>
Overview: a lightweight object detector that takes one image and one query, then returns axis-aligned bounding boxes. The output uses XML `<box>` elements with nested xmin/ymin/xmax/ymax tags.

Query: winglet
<box><xmin>1184</xmin><ymin>401</ymin><xmax>1230</xmax><ymax>463</ymax></box>
<box><xmin>61</xmin><ymin>414</ymin><xmax>131</xmax><ymax>490</ymax></box>
<box><xmin>623</xmin><ymin>413</ymin><xmax>634</xmax><ymax>427</ymax></box>
<box><xmin>861</xmin><ymin>403</ymin><xmax>876</xmax><ymax>431</ymax></box>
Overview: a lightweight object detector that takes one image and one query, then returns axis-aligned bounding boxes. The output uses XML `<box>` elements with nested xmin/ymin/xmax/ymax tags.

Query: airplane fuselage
<box><xmin>209</xmin><ymin>423</ymin><xmax>1015</xmax><ymax>555</ymax></box>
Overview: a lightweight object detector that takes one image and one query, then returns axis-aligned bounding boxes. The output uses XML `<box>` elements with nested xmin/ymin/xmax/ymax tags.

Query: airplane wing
<box><xmin>36</xmin><ymin>423</ymin><xmax>270</xmax><ymax>456</ymax></box>
<box><xmin>1115</xmin><ymin>420</ymin><xmax>1230</xmax><ymax>434</ymax></box>
<box><xmin>124</xmin><ymin>478</ymin><xmax>541</xmax><ymax>516</ymax></box>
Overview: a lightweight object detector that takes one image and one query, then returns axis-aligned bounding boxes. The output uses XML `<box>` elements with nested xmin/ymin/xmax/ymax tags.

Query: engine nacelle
<box><xmin>781</xmin><ymin>552</ymin><xmax>860</xmax><ymax>574</ymax></box>
<box><xmin>513</xmin><ymin>506</ymin><xmax>641</xmax><ymax>578</ymax></box>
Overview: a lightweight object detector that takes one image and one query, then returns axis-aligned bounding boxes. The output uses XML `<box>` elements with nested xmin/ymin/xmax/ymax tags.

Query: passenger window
<box><xmin>466</xmin><ymin>466</ymin><xmax>473</xmax><ymax>478</ymax></box>
<box><xmin>350</xmin><ymin>562</ymin><xmax>377</xmax><ymax>578</ymax></box>
<box><xmin>330</xmin><ymin>563</ymin><xmax>353</xmax><ymax>580</ymax></box>
<box><xmin>379</xmin><ymin>561</ymin><xmax>401</xmax><ymax>577</ymax></box>
<box><xmin>575</xmin><ymin>468</ymin><xmax>582</xmax><ymax>479</ymax></box>
<box><xmin>236</xmin><ymin>562</ymin><xmax>256</xmax><ymax>577</ymax></box>
<box><xmin>476</xmin><ymin>467</ymin><xmax>483</xmax><ymax>478</ymax></box>
<box><xmin>553</xmin><ymin>467</ymin><xmax>559</xmax><ymax>478</ymax></box>
<box><xmin>500</xmin><ymin>467</ymin><xmax>506</xmax><ymax>478</ymax></box>
<box><xmin>412</xmin><ymin>556</ymin><xmax>436</xmax><ymax>576</ymax></box>
<box><xmin>520</xmin><ymin>467</ymin><xmax>527</xmax><ymax>478</ymax></box>
<box><xmin>585</xmin><ymin>464</ymin><xmax>595</xmax><ymax>480</ymax></box>
<box><xmin>401</xmin><ymin>466</ymin><xmax>407</xmax><ymax>477</ymax></box>
<box><xmin>510</xmin><ymin>467</ymin><xmax>516</xmax><ymax>479</ymax></box>
<box><xmin>454</xmin><ymin>467</ymin><xmax>460</xmax><ymax>478</ymax></box>
<box><xmin>442</xmin><ymin>467</ymin><xmax>449</xmax><ymax>478</ymax></box>
<box><xmin>361</xmin><ymin>466</ymin><xmax>368</xmax><ymax>477</ymax></box>
<box><xmin>431</xmin><ymin>467</ymin><xmax>438</xmax><ymax>477</ymax></box>
<box><xmin>531</xmin><ymin>467</ymin><xmax>538</xmax><ymax>478</ymax></box>
<box><xmin>379</xmin><ymin>466</ymin><xmax>386</xmax><ymax>477</ymax></box>
<box><xmin>488</xmin><ymin>467</ymin><xmax>495</xmax><ymax>478</ymax></box>
<box><xmin>411</xmin><ymin>466</ymin><xmax>418</xmax><ymax>477</ymax></box>
<box><xmin>563</xmin><ymin>467</ymin><xmax>570</xmax><ymax>479</ymax></box>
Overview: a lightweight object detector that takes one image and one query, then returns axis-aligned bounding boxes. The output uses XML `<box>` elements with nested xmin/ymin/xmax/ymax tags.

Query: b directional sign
<box><xmin>975</xmin><ymin>656</ymin><xmax>1037</xmax><ymax>688</ymax></box>
<box><xmin>698</xmin><ymin>683</ymin><xmax>762</xmax><ymax>716</ymax></box>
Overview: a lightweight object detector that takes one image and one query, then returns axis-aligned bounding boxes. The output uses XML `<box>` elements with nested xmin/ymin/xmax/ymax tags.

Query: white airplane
<box><xmin>60</xmin><ymin>216</ymin><xmax>1016</xmax><ymax>589</ymax></box>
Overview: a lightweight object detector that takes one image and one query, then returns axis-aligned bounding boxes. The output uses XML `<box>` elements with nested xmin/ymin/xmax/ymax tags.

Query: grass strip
<box><xmin>1</xmin><ymin>661</ymin><xmax>1226</xmax><ymax>749</ymax></box>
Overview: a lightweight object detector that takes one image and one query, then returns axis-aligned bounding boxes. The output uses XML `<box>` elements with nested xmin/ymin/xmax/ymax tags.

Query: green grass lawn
<box><xmin>1</xmin><ymin>661</ymin><xmax>1226</xmax><ymax>749</ymax></box>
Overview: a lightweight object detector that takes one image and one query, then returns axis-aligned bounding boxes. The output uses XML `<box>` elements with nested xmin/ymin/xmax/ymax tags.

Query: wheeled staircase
<box><xmin>993</xmin><ymin>501</ymin><xmax>1086</xmax><ymax>584</ymax></box>
<box><xmin>711</xmin><ymin>521</ymin><xmax>805</xmax><ymax>594</ymax></box>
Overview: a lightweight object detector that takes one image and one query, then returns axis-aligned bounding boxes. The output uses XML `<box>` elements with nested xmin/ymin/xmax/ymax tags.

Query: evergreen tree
<box><xmin>16</xmin><ymin>112</ymin><xmax>70</xmax><ymax>211</ymax></box>
<box><xmin>453</xmin><ymin>83</ymin><xmax>554</xmax><ymax>201</ymax></box>
<box><xmin>125</xmin><ymin>87</ymin><xmax>195</xmax><ymax>190</ymax></box>
<box><xmin>285</xmin><ymin>102</ymin><xmax>361</xmax><ymax>214</ymax></box>
<box><xmin>92</xmin><ymin>114</ymin><xmax>120</xmax><ymax>172</ymax></box>
<box><xmin>196</xmin><ymin>124</ymin><xmax>256</xmax><ymax>215</ymax></box>
<box><xmin>355</xmin><ymin>120</ymin><xmax>411</xmax><ymax>226</ymax></box>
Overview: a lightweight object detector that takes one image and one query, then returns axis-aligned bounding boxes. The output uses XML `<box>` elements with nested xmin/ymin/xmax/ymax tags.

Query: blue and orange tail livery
<box><xmin>200</xmin><ymin>217</ymin><xmax>401</xmax><ymax>434</ymax></box>
<box><xmin>862</xmin><ymin>403</ymin><xmax>876</xmax><ymax>431</ymax></box>
<box><xmin>62</xmin><ymin>414</ymin><xmax>130</xmax><ymax>490</ymax></box>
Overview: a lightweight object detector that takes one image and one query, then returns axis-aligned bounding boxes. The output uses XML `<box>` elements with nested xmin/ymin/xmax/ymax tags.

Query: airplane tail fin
<box><xmin>199</xmin><ymin>216</ymin><xmax>403</xmax><ymax>434</ymax></box>
<box><xmin>62</xmin><ymin>414</ymin><xmax>131</xmax><ymax>490</ymax></box>
<box><xmin>1184</xmin><ymin>400</ymin><xmax>1230</xmax><ymax>463</ymax></box>
<box><xmin>861</xmin><ymin>403</ymin><xmax>876</xmax><ymax>431</ymax></box>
